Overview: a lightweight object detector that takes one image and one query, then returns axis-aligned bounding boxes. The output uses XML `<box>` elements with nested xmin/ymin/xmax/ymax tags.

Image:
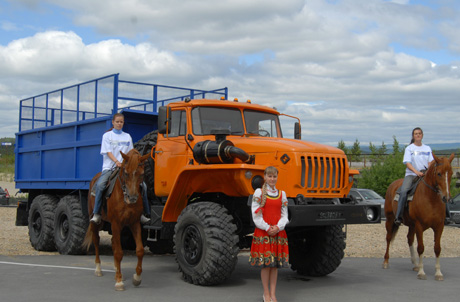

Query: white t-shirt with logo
<box><xmin>403</xmin><ymin>143</ymin><xmax>434</xmax><ymax>176</ymax></box>
<box><xmin>100</xmin><ymin>130</ymin><xmax>133</xmax><ymax>171</ymax></box>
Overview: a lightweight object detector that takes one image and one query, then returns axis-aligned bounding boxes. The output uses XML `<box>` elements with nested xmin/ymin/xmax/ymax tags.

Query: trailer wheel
<box><xmin>28</xmin><ymin>194</ymin><xmax>59</xmax><ymax>251</ymax></box>
<box><xmin>288</xmin><ymin>225</ymin><xmax>345</xmax><ymax>277</ymax></box>
<box><xmin>174</xmin><ymin>202</ymin><xmax>239</xmax><ymax>285</ymax></box>
<box><xmin>54</xmin><ymin>195</ymin><xmax>89</xmax><ymax>255</ymax></box>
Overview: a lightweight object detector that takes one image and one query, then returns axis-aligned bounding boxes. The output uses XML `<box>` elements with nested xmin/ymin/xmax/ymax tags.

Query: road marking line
<box><xmin>0</xmin><ymin>261</ymin><xmax>116</xmax><ymax>272</ymax></box>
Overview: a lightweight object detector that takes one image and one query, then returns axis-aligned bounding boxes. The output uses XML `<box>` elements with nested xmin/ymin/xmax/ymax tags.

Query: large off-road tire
<box><xmin>54</xmin><ymin>195</ymin><xmax>89</xmax><ymax>255</ymax></box>
<box><xmin>134</xmin><ymin>130</ymin><xmax>158</xmax><ymax>203</ymax></box>
<box><xmin>174</xmin><ymin>202</ymin><xmax>239</xmax><ymax>285</ymax></box>
<box><xmin>28</xmin><ymin>194</ymin><xmax>59</xmax><ymax>251</ymax></box>
<box><xmin>288</xmin><ymin>225</ymin><xmax>346</xmax><ymax>276</ymax></box>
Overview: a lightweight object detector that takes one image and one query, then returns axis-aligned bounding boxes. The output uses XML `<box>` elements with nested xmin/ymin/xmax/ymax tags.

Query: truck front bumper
<box><xmin>286</xmin><ymin>203</ymin><xmax>381</xmax><ymax>227</ymax></box>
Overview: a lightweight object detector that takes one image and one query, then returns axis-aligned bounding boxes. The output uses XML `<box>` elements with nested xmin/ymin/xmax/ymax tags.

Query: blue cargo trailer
<box><xmin>14</xmin><ymin>73</ymin><xmax>227</xmax><ymax>254</ymax></box>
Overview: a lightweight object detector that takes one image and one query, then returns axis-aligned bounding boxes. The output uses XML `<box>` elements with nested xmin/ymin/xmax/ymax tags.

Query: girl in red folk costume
<box><xmin>249</xmin><ymin>166</ymin><xmax>289</xmax><ymax>302</ymax></box>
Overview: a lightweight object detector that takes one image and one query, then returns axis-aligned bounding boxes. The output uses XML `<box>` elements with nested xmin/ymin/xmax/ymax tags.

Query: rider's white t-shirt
<box><xmin>403</xmin><ymin>143</ymin><xmax>434</xmax><ymax>176</ymax></box>
<box><xmin>100</xmin><ymin>130</ymin><xmax>133</xmax><ymax>171</ymax></box>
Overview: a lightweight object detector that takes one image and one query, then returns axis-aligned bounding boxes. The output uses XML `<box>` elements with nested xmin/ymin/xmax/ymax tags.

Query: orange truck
<box><xmin>15</xmin><ymin>74</ymin><xmax>380</xmax><ymax>286</ymax></box>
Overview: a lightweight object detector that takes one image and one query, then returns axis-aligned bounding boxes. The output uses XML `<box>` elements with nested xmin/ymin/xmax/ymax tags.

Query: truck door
<box><xmin>154</xmin><ymin>109</ymin><xmax>188</xmax><ymax>196</ymax></box>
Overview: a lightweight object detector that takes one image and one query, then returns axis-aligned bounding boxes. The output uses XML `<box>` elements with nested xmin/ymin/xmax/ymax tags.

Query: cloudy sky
<box><xmin>1</xmin><ymin>0</ymin><xmax>459</xmax><ymax>147</ymax></box>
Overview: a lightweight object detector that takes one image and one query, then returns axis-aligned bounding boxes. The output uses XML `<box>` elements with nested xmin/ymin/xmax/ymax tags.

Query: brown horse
<box><xmin>383</xmin><ymin>153</ymin><xmax>454</xmax><ymax>280</ymax></box>
<box><xmin>83</xmin><ymin>149</ymin><xmax>149</xmax><ymax>290</ymax></box>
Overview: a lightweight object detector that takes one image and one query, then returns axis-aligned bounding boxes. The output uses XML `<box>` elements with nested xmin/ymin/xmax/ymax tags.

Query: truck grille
<box><xmin>300</xmin><ymin>155</ymin><xmax>346</xmax><ymax>192</ymax></box>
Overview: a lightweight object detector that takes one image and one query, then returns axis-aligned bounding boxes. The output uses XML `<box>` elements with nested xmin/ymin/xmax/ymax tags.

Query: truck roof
<box><xmin>168</xmin><ymin>98</ymin><xmax>280</xmax><ymax>114</ymax></box>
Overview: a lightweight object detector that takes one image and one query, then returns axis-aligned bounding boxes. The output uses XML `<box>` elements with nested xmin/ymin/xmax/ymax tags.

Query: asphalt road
<box><xmin>1</xmin><ymin>254</ymin><xmax>458</xmax><ymax>302</ymax></box>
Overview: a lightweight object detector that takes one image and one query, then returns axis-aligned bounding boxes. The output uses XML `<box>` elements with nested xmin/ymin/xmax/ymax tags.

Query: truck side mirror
<box><xmin>158</xmin><ymin>106</ymin><xmax>171</xmax><ymax>134</ymax></box>
<box><xmin>294</xmin><ymin>122</ymin><xmax>301</xmax><ymax>140</ymax></box>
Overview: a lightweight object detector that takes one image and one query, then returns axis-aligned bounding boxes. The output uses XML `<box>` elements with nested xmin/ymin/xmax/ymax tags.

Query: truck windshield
<box><xmin>191</xmin><ymin>107</ymin><xmax>244</xmax><ymax>135</ymax></box>
<box><xmin>244</xmin><ymin>110</ymin><xmax>281</xmax><ymax>137</ymax></box>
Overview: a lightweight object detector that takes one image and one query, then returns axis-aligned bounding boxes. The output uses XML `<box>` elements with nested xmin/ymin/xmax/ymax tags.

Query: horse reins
<box><xmin>118</xmin><ymin>173</ymin><xmax>129</xmax><ymax>201</ymax></box>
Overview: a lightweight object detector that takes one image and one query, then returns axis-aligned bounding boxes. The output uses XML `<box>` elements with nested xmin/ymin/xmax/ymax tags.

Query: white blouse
<box><xmin>251</xmin><ymin>187</ymin><xmax>289</xmax><ymax>232</ymax></box>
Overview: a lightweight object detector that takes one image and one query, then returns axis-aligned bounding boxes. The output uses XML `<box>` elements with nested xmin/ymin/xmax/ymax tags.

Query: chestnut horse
<box><xmin>383</xmin><ymin>153</ymin><xmax>454</xmax><ymax>280</ymax></box>
<box><xmin>83</xmin><ymin>149</ymin><xmax>149</xmax><ymax>290</ymax></box>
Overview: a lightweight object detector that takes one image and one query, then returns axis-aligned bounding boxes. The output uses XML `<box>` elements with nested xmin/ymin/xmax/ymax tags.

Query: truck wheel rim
<box><xmin>183</xmin><ymin>225</ymin><xmax>203</xmax><ymax>265</ymax></box>
<box><xmin>32</xmin><ymin>213</ymin><xmax>42</xmax><ymax>236</ymax></box>
<box><xmin>57</xmin><ymin>213</ymin><xmax>69</xmax><ymax>241</ymax></box>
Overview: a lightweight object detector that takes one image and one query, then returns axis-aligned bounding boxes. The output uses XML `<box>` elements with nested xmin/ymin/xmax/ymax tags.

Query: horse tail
<box><xmin>82</xmin><ymin>225</ymin><xmax>93</xmax><ymax>251</ymax></box>
<box><xmin>390</xmin><ymin>223</ymin><xmax>400</xmax><ymax>243</ymax></box>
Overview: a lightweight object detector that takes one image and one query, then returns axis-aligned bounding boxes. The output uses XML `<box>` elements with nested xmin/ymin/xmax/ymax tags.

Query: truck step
<box><xmin>143</xmin><ymin>224</ymin><xmax>162</xmax><ymax>230</ymax></box>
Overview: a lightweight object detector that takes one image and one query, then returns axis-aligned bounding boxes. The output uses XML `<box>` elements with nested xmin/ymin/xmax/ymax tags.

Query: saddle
<box><xmin>90</xmin><ymin>168</ymin><xmax>120</xmax><ymax>202</ymax></box>
<box><xmin>394</xmin><ymin>175</ymin><xmax>423</xmax><ymax>202</ymax></box>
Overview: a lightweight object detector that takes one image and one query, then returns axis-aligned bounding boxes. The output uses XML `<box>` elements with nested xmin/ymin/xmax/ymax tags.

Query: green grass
<box><xmin>0</xmin><ymin>151</ymin><xmax>15</xmax><ymax>181</ymax></box>
<box><xmin>0</xmin><ymin>154</ymin><xmax>14</xmax><ymax>175</ymax></box>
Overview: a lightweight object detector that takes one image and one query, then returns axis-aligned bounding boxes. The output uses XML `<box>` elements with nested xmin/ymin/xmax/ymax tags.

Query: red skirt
<box><xmin>249</xmin><ymin>227</ymin><xmax>289</xmax><ymax>268</ymax></box>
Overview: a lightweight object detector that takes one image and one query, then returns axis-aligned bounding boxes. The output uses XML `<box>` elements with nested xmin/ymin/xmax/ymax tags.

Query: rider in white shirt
<box><xmin>395</xmin><ymin>127</ymin><xmax>451</xmax><ymax>225</ymax></box>
<box><xmin>90</xmin><ymin>113</ymin><xmax>151</xmax><ymax>225</ymax></box>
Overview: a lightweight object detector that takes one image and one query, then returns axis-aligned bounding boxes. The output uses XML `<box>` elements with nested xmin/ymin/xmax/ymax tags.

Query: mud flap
<box><xmin>15</xmin><ymin>200</ymin><xmax>28</xmax><ymax>226</ymax></box>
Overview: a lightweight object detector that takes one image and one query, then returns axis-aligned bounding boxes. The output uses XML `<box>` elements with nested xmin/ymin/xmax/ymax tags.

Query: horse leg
<box><xmin>415</xmin><ymin>226</ymin><xmax>426</xmax><ymax>280</ymax></box>
<box><xmin>433</xmin><ymin>226</ymin><xmax>444</xmax><ymax>281</ymax></box>
<box><xmin>129</xmin><ymin>223</ymin><xmax>144</xmax><ymax>287</ymax></box>
<box><xmin>91</xmin><ymin>223</ymin><xmax>103</xmax><ymax>277</ymax></box>
<box><xmin>382</xmin><ymin>218</ymin><xmax>395</xmax><ymax>269</ymax></box>
<box><xmin>407</xmin><ymin>226</ymin><xmax>417</xmax><ymax>271</ymax></box>
<box><xmin>111</xmin><ymin>223</ymin><xmax>125</xmax><ymax>291</ymax></box>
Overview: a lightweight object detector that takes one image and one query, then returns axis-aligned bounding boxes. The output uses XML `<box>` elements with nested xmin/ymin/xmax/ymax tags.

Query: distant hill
<box><xmin>430</xmin><ymin>143</ymin><xmax>460</xmax><ymax>152</ymax></box>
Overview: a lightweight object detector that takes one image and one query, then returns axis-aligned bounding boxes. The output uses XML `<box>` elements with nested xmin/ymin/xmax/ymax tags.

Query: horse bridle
<box><xmin>421</xmin><ymin>162</ymin><xmax>443</xmax><ymax>194</ymax></box>
<box><xmin>117</xmin><ymin>161</ymin><xmax>144</xmax><ymax>203</ymax></box>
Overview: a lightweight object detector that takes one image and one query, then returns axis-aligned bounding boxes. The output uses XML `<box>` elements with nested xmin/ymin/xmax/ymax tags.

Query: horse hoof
<box><xmin>115</xmin><ymin>282</ymin><xmax>125</xmax><ymax>291</ymax></box>
<box><xmin>417</xmin><ymin>274</ymin><xmax>427</xmax><ymax>280</ymax></box>
<box><xmin>132</xmin><ymin>273</ymin><xmax>142</xmax><ymax>287</ymax></box>
<box><xmin>435</xmin><ymin>275</ymin><xmax>444</xmax><ymax>281</ymax></box>
<box><xmin>382</xmin><ymin>263</ymin><xmax>389</xmax><ymax>269</ymax></box>
<box><xmin>413</xmin><ymin>267</ymin><xmax>419</xmax><ymax>272</ymax></box>
<box><xmin>95</xmin><ymin>270</ymin><xmax>103</xmax><ymax>277</ymax></box>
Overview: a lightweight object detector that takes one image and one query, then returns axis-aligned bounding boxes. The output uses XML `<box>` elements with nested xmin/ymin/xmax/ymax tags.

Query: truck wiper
<box><xmin>231</xmin><ymin>131</ymin><xmax>244</xmax><ymax>135</ymax></box>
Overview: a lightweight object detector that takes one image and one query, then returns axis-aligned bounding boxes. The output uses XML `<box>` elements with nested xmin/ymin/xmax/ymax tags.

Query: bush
<box><xmin>358</xmin><ymin>153</ymin><xmax>405</xmax><ymax>197</ymax></box>
<box><xmin>357</xmin><ymin>136</ymin><xmax>405</xmax><ymax>197</ymax></box>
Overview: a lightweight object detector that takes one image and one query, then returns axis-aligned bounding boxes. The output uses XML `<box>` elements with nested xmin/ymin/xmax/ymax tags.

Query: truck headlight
<box><xmin>366</xmin><ymin>207</ymin><xmax>376</xmax><ymax>221</ymax></box>
<box><xmin>251</xmin><ymin>175</ymin><xmax>264</xmax><ymax>190</ymax></box>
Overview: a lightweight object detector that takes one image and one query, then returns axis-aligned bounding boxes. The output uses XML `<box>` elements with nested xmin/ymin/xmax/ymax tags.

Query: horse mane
<box><xmin>424</xmin><ymin>158</ymin><xmax>438</xmax><ymax>183</ymax></box>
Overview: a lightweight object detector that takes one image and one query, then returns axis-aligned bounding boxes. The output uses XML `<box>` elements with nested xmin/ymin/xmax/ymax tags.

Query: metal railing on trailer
<box><xmin>18</xmin><ymin>73</ymin><xmax>228</xmax><ymax>132</ymax></box>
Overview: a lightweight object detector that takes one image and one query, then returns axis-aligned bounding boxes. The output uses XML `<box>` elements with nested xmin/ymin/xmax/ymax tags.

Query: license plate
<box><xmin>318</xmin><ymin>211</ymin><xmax>343</xmax><ymax>220</ymax></box>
